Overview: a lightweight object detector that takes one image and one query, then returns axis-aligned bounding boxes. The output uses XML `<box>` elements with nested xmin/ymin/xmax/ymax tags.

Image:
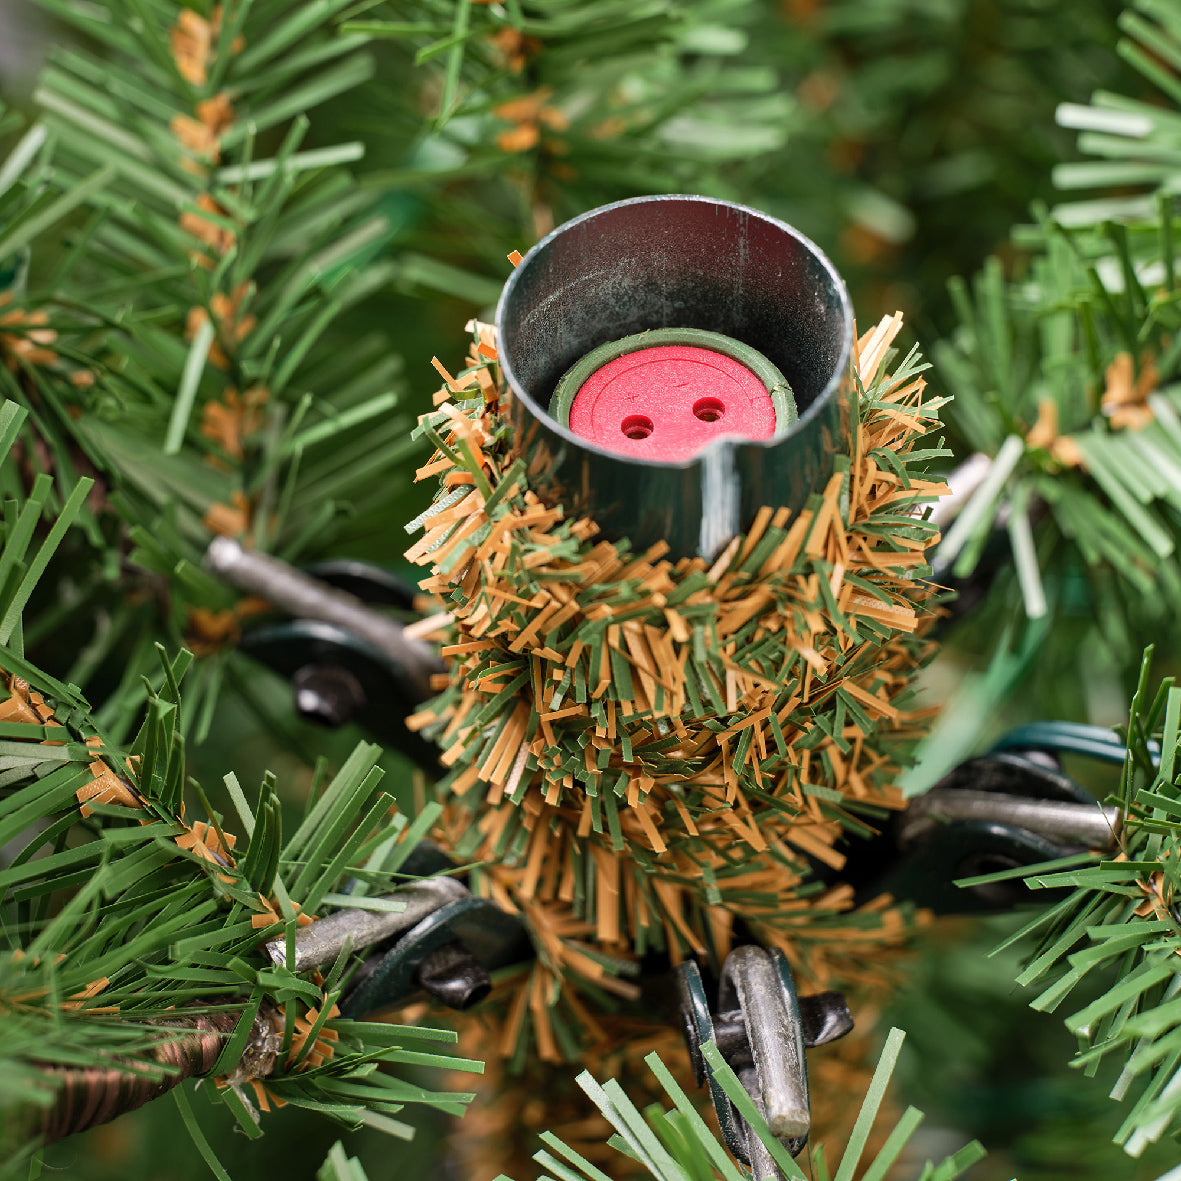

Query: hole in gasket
<box><xmin>693</xmin><ymin>397</ymin><xmax>726</xmax><ymax>422</ymax></box>
<box><xmin>621</xmin><ymin>415</ymin><xmax>654</xmax><ymax>440</ymax></box>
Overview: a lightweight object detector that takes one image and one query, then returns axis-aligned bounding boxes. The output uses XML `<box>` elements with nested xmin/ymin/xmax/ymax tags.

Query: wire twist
<box><xmin>37</xmin><ymin>1007</ymin><xmax>280</xmax><ymax>1145</ymax></box>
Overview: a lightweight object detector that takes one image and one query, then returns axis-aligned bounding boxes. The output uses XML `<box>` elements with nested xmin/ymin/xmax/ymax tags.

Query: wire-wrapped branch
<box><xmin>35</xmin><ymin>1006</ymin><xmax>281</xmax><ymax>1146</ymax></box>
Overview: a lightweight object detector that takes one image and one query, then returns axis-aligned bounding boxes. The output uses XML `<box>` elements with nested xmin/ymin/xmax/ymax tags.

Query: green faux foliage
<box><xmin>1049</xmin><ymin>0</ymin><xmax>1181</xmax><ymax>230</ymax></box>
<box><xmin>348</xmin><ymin>0</ymin><xmax>793</xmax><ymax>183</ymax></box>
<box><xmin>0</xmin><ymin>0</ymin><xmax>429</xmax><ymax>742</ymax></box>
<box><xmin>3</xmin><ymin>0</ymin><xmax>1181</xmax><ymax>1176</ymax></box>
<box><xmin>0</xmin><ymin>401</ymin><xmax>482</xmax><ymax>1173</ymax></box>
<box><xmin>494</xmin><ymin>1031</ymin><xmax>984</xmax><ymax>1181</ymax></box>
<box><xmin>934</xmin><ymin>212</ymin><xmax>1181</xmax><ymax>640</ymax></box>
<box><xmin>999</xmin><ymin>648</ymin><xmax>1181</xmax><ymax>1159</ymax></box>
<box><xmin>339</xmin><ymin>0</ymin><xmax>795</xmax><ymax>305</ymax></box>
<box><xmin>930</xmin><ymin>0</ymin><xmax>1181</xmax><ymax>688</ymax></box>
<box><xmin>310</xmin><ymin>1031</ymin><xmax>986</xmax><ymax>1181</ymax></box>
<box><xmin>342</xmin><ymin>0</ymin><xmax>1141</xmax><ymax>338</ymax></box>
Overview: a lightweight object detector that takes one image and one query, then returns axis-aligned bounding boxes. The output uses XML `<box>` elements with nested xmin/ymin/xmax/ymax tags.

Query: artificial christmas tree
<box><xmin>3</xmin><ymin>1</ymin><xmax>1181</xmax><ymax>1179</ymax></box>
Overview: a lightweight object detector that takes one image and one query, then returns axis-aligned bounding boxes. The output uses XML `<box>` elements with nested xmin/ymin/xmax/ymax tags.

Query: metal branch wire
<box><xmin>205</xmin><ymin>537</ymin><xmax>442</xmax><ymax>700</ymax></box>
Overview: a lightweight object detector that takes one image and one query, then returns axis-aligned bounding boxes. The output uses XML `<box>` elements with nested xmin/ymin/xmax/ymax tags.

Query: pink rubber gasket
<box><xmin>567</xmin><ymin>345</ymin><xmax>776</xmax><ymax>461</ymax></box>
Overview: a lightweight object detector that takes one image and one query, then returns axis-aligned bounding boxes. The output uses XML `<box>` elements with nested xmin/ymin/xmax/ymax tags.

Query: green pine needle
<box><xmin>0</xmin><ymin>415</ymin><xmax>479</xmax><ymax>1162</ymax></box>
<box><xmin>995</xmin><ymin>647</ymin><xmax>1181</xmax><ymax>1156</ymax></box>
<box><xmin>488</xmin><ymin>1029</ymin><xmax>983</xmax><ymax>1181</ymax></box>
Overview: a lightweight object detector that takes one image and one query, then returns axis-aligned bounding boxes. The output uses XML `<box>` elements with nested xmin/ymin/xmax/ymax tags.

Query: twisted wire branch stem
<box><xmin>34</xmin><ymin>1005</ymin><xmax>282</xmax><ymax>1145</ymax></box>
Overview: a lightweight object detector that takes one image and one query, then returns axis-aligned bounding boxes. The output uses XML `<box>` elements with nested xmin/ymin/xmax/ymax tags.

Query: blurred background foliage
<box><xmin>3</xmin><ymin>0</ymin><xmax>1181</xmax><ymax>1177</ymax></box>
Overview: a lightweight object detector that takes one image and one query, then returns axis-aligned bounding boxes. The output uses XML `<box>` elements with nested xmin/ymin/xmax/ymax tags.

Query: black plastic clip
<box><xmin>855</xmin><ymin>740</ymin><xmax>1123</xmax><ymax>913</ymax></box>
<box><xmin>205</xmin><ymin>538</ymin><xmax>444</xmax><ymax>765</ymax></box>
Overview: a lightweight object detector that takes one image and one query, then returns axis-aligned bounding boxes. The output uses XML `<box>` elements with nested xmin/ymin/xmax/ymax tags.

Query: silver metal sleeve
<box><xmin>263</xmin><ymin>877</ymin><xmax>468</xmax><ymax>973</ymax></box>
<box><xmin>205</xmin><ymin>536</ymin><xmax>440</xmax><ymax>699</ymax></box>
